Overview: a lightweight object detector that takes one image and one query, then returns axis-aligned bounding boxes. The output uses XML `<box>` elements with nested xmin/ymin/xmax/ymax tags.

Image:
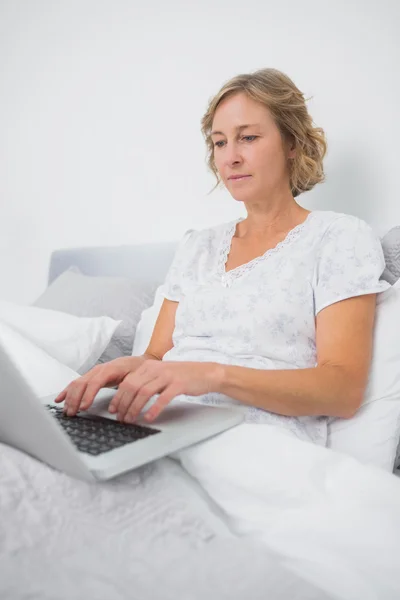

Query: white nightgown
<box><xmin>159</xmin><ymin>210</ymin><xmax>391</xmax><ymax>446</ymax></box>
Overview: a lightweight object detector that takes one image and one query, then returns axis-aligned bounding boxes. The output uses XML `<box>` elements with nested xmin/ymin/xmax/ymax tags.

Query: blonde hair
<box><xmin>200</xmin><ymin>68</ymin><xmax>327</xmax><ymax>198</ymax></box>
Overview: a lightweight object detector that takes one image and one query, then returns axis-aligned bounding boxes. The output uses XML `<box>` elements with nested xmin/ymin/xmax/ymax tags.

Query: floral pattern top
<box><xmin>160</xmin><ymin>210</ymin><xmax>391</xmax><ymax>446</ymax></box>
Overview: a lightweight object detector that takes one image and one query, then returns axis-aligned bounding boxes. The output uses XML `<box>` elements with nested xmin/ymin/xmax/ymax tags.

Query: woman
<box><xmin>56</xmin><ymin>68</ymin><xmax>390</xmax><ymax>446</ymax></box>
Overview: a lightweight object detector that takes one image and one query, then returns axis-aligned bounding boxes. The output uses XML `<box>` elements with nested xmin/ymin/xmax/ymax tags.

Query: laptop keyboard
<box><xmin>46</xmin><ymin>405</ymin><xmax>161</xmax><ymax>456</ymax></box>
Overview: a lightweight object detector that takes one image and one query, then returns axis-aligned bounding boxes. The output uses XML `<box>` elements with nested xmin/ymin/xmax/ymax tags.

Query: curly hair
<box><xmin>200</xmin><ymin>68</ymin><xmax>327</xmax><ymax>198</ymax></box>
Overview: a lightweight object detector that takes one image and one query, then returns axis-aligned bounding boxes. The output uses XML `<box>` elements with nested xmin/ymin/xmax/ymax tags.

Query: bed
<box><xmin>1</xmin><ymin>231</ymin><xmax>400</xmax><ymax>600</ymax></box>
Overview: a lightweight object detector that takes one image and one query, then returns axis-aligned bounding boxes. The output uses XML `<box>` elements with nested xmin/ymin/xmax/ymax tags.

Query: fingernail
<box><xmin>124</xmin><ymin>415</ymin><xmax>134</xmax><ymax>424</ymax></box>
<box><xmin>108</xmin><ymin>405</ymin><xmax>116</xmax><ymax>413</ymax></box>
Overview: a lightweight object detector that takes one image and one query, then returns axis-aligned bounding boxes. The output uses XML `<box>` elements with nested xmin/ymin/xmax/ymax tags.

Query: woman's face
<box><xmin>211</xmin><ymin>93</ymin><xmax>295</xmax><ymax>202</ymax></box>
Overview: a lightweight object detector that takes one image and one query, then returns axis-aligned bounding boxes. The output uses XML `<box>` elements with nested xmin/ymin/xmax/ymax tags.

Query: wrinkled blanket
<box><xmin>0</xmin><ymin>441</ymin><xmax>332</xmax><ymax>600</ymax></box>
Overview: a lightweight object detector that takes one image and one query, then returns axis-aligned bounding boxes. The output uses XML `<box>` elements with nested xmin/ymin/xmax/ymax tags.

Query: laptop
<box><xmin>0</xmin><ymin>339</ymin><xmax>244</xmax><ymax>482</ymax></box>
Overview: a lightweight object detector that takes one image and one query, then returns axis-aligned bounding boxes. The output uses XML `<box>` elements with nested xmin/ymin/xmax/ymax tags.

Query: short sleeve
<box><xmin>313</xmin><ymin>216</ymin><xmax>392</xmax><ymax>315</ymax></box>
<box><xmin>160</xmin><ymin>228</ymin><xmax>196</xmax><ymax>302</ymax></box>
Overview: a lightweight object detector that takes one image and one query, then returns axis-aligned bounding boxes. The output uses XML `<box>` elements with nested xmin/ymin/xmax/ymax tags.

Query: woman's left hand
<box><xmin>107</xmin><ymin>360</ymin><xmax>223</xmax><ymax>423</ymax></box>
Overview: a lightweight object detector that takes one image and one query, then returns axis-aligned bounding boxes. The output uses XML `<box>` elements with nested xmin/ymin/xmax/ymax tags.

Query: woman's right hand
<box><xmin>54</xmin><ymin>356</ymin><xmax>146</xmax><ymax>416</ymax></box>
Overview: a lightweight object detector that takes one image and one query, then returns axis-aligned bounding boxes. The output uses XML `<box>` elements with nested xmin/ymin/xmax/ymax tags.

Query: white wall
<box><xmin>1</xmin><ymin>0</ymin><xmax>399</xmax><ymax>303</ymax></box>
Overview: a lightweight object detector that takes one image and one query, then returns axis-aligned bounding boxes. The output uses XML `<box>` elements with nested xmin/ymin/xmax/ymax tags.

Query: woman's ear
<box><xmin>283</xmin><ymin>133</ymin><xmax>296</xmax><ymax>160</ymax></box>
<box><xmin>288</xmin><ymin>137</ymin><xmax>296</xmax><ymax>159</ymax></box>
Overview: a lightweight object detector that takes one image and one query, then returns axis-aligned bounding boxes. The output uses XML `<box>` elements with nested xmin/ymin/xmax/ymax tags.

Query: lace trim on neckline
<box><xmin>217</xmin><ymin>212</ymin><xmax>317</xmax><ymax>285</ymax></box>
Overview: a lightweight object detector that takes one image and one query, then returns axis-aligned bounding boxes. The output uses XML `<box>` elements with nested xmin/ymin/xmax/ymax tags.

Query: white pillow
<box><xmin>0</xmin><ymin>300</ymin><xmax>121</xmax><ymax>374</ymax></box>
<box><xmin>328</xmin><ymin>399</ymin><xmax>400</xmax><ymax>471</ymax></box>
<box><xmin>134</xmin><ymin>283</ymin><xmax>400</xmax><ymax>471</ymax></box>
<box><xmin>132</xmin><ymin>285</ymin><xmax>165</xmax><ymax>356</ymax></box>
<box><xmin>328</xmin><ymin>281</ymin><xmax>400</xmax><ymax>471</ymax></box>
<box><xmin>0</xmin><ymin>320</ymin><xmax>80</xmax><ymax>398</ymax></box>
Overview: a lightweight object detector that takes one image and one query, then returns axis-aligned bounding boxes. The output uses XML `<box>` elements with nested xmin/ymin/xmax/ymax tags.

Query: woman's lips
<box><xmin>229</xmin><ymin>175</ymin><xmax>251</xmax><ymax>182</ymax></box>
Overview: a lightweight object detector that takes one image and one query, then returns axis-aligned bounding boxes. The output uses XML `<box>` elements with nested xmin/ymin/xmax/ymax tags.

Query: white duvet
<box><xmin>1</xmin><ymin>422</ymin><xmax>400</xmax><ymax>600</ymax></box>
<box><xmin>173</xmin><ymin>423</ymin><xmax>400</xmax><ymax>600</ymax></box>
<box><xmin>0</xmin><ymin>438</ymin><xmax>332</xmax><ymax>600</ymax></box>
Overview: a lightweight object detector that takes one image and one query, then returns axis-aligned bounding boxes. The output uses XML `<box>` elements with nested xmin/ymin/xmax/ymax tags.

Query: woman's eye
<box><xmin>213</xmin><ymin>136</ymin><xmax>257</xmax><ymax>148</ymax></box>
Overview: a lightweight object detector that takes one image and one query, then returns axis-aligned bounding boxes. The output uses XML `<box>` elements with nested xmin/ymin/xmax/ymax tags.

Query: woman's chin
<box><xmin>229</xmin><ymin>192</ymin><xmax>254</xmax><ymax>202</ymax></box>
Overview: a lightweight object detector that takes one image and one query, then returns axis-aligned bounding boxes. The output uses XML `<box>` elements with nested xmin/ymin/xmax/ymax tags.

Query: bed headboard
<box><xmin>48</xmin><ymin>241</ymin><xmax>179</xmax><ymax>286</ymax></box>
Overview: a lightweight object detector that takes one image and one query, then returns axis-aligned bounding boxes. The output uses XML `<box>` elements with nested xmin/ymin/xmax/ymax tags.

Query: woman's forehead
<box><xmin>212</xmin><ymin>94</ymin><xmax>273</xmax><ymax>133</ymax></box>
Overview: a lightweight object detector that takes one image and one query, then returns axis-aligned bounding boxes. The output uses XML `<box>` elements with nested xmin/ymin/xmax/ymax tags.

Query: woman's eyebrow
<box><xmin>210</xmin><ymin>123</ymin><xmax>260</xmax><ymax>136</ymax></box>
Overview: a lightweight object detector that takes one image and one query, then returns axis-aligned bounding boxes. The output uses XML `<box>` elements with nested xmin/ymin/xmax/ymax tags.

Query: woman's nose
<box><xmin>224</xmin><ymin>147</ymin><xmax>243</xmax><ymax>167</ymax></box>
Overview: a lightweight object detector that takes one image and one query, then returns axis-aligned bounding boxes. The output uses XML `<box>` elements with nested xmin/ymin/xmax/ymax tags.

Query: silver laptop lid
<box><xmin>0</xmin><ymin>338</ymin><xmax>94</xmax><ymax>481</ymax></box>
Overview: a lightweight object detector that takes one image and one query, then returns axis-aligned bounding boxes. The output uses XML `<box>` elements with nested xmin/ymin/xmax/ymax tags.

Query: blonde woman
<box><xmin>56</xmin><ymin>68</ymin><xmax>390</xmax><ymax>446</ymax></box>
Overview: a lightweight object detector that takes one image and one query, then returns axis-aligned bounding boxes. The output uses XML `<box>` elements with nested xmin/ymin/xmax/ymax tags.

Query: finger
<box><xmin>143</xmin><ymin>384</ymin><xmax>180</xmax><ymax>422</ymax></box>
<box><xmin>118</xmin><ymin>374</ymin><xmax>154</xmax><ymax>421</ymax></box>
<box><xmin>108</xmin><ymin>388</ymin><xmax>136</xmax><ymax>419</ymax></box>
<box><xmin>78</xmin><ymin>378</ymin><xmax>109</xmax><ymax>411</ymax></box>
<box><xmin>54</xmin><ymin>389</ymin><xmax>68</xmax><ymax>403</ymax></box>
<box><xmin>108</xmin><ymin>364</ymin><xmax>148</xmax><ymax>415</ymax></box>
<box><xmin>55</xmin><ymin>372</ymin><xmax>89</xmax><ymax>404</ymax></box>
<box><xmin>114</xmin><ymin>371</ymin><xmax>160</xmax><ymax>422</ymax></box>
<box><xmin>63</xmin><ymin>380</ymin><xmax>89</xmax><ymax>416</ymax></box>
<box><xmin>114</xmin><ymin>391</ymin><xmax>132</xmax><ymax>421</ymax></box>
<box><xmin>123</xmin><ymin>376</ymin><xmax>167</xmax><ymax>423</ymax></box>
<box><xmin>63</xmin><ymin>365</ymin><xmax>111</xmax><ymax>414</ymax></box>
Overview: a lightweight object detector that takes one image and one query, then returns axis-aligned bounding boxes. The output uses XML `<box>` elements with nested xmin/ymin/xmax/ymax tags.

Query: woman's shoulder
<box><xmin>181</xmin><ymin>219</ymin><xmax>231</xmax><ymax>245</ymax></box>
<box><xmin>309</xmin><ymin>210</ymin><xmax>384</xmax><ymax>267</ymax></box>
<box><xmin>173</xmin><ymin>221</ymin><xmax>226</xmax><ymax>260</ymax></box>
<box><xmin>310</xmin><ymin>210</ymin><xmax>379</xmax><ymax>242</ymax></box>
<box><xmin>312</xmin><ymin>209</ymin><xmax>372</xmax><ymax>228</ymax></box>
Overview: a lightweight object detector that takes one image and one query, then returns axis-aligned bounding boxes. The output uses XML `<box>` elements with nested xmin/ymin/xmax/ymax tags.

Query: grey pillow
<box><xmin>381</xmin><ymin>226</ymin><xmax>400</xmax><ymax>471</ymax></box>
<box><xmin>381</xmin><ymin>226</ymin><xmax>400</xmax><ymax>285</ymax></box>
<box><xmin>33</xmin><ymin>266</ymin><xmax>159</xmax><ymax>363</ymax></box>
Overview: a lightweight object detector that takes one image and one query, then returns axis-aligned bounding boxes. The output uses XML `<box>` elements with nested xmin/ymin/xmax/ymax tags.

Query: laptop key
<box><xmin>45</xmin><ymin>404</ymin><xmax>161</xmax><ymax>456</ymax></box>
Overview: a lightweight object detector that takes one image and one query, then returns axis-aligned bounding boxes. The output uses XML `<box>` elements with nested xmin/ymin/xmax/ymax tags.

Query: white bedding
<box><xmin>0</xmin><ymin>440</ymin><xmax>332</xmax><ymax>600</ymax></box>
<box><xmin>173</xmin><ymin>423</ymin><xmax>400</xmax><ymax>600</ymax></box>
<box><xmin>2</xmin><ymin>423</ymin><xmax>400</xmax><ymax>600</ymax></box>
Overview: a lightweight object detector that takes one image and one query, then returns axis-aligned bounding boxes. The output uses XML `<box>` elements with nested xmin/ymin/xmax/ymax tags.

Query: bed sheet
<box><xmin>172</xmin><ymin>423</ymin><xmax>400</xmax><ymax>600</ymax></box>
<box><xmin>0</xmin><ymin>440</ymin><xmax>334</xmax><ymax>600</ymax></box>
<box><xmin>2</xmin><ymin>419</ymin><xmax>400</xmax><ymax>600</ymax></box>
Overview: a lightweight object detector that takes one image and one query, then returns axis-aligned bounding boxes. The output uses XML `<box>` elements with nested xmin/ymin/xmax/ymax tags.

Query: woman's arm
<box><xmin>214</xmin><ymin>294</ymin><xmax>377</xmax><ymax>419</ymax></box>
